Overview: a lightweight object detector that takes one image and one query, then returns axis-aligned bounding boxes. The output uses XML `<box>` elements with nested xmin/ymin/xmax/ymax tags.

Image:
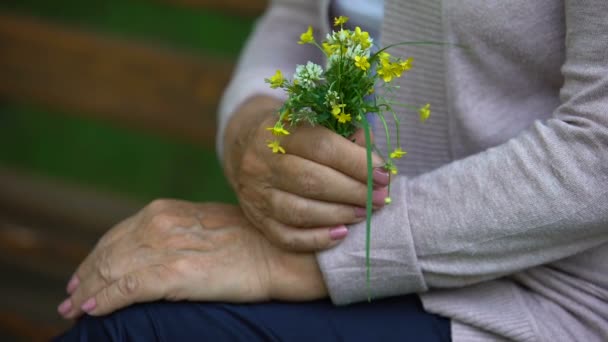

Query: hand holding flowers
<box><xmin>263</xmin><ymin>16</ymin><xmax>434</xmax><ymax>295</ymax></box>
<box><xmin>222</xmin><ymin>96</ymin><xmax>389</xmax><ymax>252</ymax></box>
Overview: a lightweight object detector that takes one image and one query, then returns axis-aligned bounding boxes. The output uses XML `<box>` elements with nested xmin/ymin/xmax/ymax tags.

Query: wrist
<box><xmin>264</xmin><ymin>242</ymin><xmax>328</xmax><ymax>301</ymax></box>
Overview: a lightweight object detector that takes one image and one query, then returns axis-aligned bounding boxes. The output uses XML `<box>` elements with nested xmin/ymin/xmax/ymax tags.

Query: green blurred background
<box><xmin>0</xmin><ymin>0</ymin><xmax>265</xmax><ymax>339</ymax></box>
<box><xmin>0</xmin><ymin>0</ymin><xmax>260</xmax><ymax>204</ymax></box>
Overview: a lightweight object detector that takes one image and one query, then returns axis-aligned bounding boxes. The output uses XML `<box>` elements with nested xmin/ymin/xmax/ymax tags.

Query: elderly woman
<box><xmin>55</xmin><ymin>0</ymin><xmax>608</xmax><ymax>341</ymax></box>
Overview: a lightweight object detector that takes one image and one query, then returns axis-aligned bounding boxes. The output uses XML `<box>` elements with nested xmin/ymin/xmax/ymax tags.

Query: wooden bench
<box><xmin>0</xmin><ymin>1</ymin><xmax>265</xmax><ymax>339</ymax></box>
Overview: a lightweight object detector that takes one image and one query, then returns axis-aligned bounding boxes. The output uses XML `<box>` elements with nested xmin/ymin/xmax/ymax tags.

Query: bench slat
<box><xmin>0</xmin><ymin>13</ymin><xmax>234</xmax><ymax>148</ymax></box>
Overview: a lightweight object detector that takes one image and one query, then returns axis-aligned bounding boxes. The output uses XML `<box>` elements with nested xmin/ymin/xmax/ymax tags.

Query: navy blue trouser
<box><xmin>55</xmin><ymin>295</ymin><xmax>450</xmax><ymax>341</ymax></box>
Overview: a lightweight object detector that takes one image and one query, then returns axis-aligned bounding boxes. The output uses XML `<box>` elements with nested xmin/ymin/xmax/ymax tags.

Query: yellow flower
<box><xmin>331</xmin><ymin>103</ymin><xmax>346</xmax><ymax>117</ymax></box>
<box><xmin>336</xmin><ymin>112</ymin><xmax>352</xmax><ymax>123</ymax></box>
<box><xmin>390</xmin><ymin>147</ymin><xmax>407</xmax><ymax>159</ymax></box>
<box><xmin>354</xmin><ymin>56</ymin><xmax>371</xmax><ymax>71</ymax></box>
<box><xmin>266</xmin><ymin>123</ymin><xmax>290</xmax><ymax>136</ymax></box>
<box><xmin>266</xmin><ymin>140</ymin><xmax>286</xmax><ymax>154</ymax></box>
<box><xmin>377</xmin><ymin>60</ymin><xmax>409</xmax><ymax>83</ymax></box>
<box><xmin>377</xmin><ymin>63</ymin><xmax>398</xmax><ymax>82</ymax></box>
<box><xmin>353</xmin><ymin>27</ymin><xmax>371</xmax><ymax>49</ymax></box>
<box><xmin>386</xmin><ymin>163</ymin><xmax>398</xmax><ymax>175</ymax></box>
<box><xmin>322</xmin><ymin>42</ymin><xmax>339</xmax><ymax>56</ymax></box>
<box><xmin>378</xmin><ymin>52</ymin><xmax>391</xmax><ymax>64</ymax></box>
<box><xmin>399</xmin><ymin>57</ymin><xmax>413</xmax><ymax>72</ymax></box>
<box><xmin>419</xmin><ymin>103</ymin><xmax>431</xmax><ymax>122</ymax></box>
<box><xmin>298</xmin><ymin>26</ymin><xmax>315</xmax><ymax>45</ymax></box>
<box><xmin>267</xmin><ymin>69</ymin><xmax>284</xmax><ymax>89</ymax></box>
<box><xmin>333</xmin><ymin>16</ymin><xmax>349</xmax><ymax>27</ymax></box>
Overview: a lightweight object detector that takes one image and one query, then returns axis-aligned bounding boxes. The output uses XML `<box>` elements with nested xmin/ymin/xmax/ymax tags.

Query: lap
<box><xmin>54</xmin><ymin>295</ymin><xmax>450</xmax><ymax>342</ymax></box>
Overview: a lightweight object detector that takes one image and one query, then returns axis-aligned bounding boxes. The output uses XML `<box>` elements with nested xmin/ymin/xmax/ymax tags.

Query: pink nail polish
<box><xmin>329</xmin><ymin>226</ymin><xmax>348</xmax><ymax>240</ymax></box>
<box><xmin>354</xmin><ymin>207</ymin><xmax>367</xmax><ymax>218</ymax></box>
<box><xmin>81</xmin><ymin>298</ymin><xmax>97</xmax><ymax>313</ymax></box>
<box><xmin>66</xmin><ymin>275</ymin><xmax>80</xmax><ymax>294</ymax></box>
<box><xmin>372</xmin><ymin>188</ymin><xmax>389</xmax><ymax>206</ymax></box>
<box><xmin>373</xmin><ymin>168</ymin><xmax>390</xmax><ymax>186</ymax></box>
<box><xmin>57</xmin><ymin>298</ymin><xmax>72</xmax><ymax>315</ymax></box>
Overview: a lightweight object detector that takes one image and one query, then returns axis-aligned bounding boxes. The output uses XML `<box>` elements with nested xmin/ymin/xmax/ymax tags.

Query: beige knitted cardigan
<box><xmin>218</xmin><ymin>1</ymin><xmax>608</xmax><ymax>340</ymax></box>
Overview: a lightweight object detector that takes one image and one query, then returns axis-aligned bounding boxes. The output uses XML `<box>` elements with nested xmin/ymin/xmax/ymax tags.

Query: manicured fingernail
<box><xmin>81</xmin><ymin>298</ymin><xmax>97</xmax><ymax>313</ymax></box>
<box><xmin>57</xmin><ymin>298</ymin><xmax>72</xmax><ymax>315</ymax></box>
<box><xmin>373</xmin><ymin>168</ymin><xmax>390</xmax><ymax>186</ymax></box>
<box><xmin>66</xmin><ymin>275</ymin><xmax>79</xmax><ymax>294</ymax></box>
<box><xmin>354</xmin><ymin>207</ymin><xmax>367</xmax><ymax>218</ymax></box>
<box><xmin>372</xmin><ymin>188</ymin><xmax>389</xmax><ymax>206</ymax></box>
<box><xmin>329</xmin><ymin>226</ymin><xmax>348</xmax><ymax>240</ymax></box>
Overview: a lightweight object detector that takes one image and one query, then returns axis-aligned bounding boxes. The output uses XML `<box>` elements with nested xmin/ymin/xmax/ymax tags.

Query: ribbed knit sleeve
<box><xmin>318</xmin><ymin>0</ymin><xmax>608</xmax><ymax>302</ymax></box>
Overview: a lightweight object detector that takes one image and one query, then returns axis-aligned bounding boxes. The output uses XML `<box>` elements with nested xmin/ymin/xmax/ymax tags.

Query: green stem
<box><xmin>377</xmin><ymin>112</ymin><xmax>392</xmax><ymax>154</ymax></box>
<box><xmin>361</xmin><ymin>117</ymin><xmax>374</xmax><ymax>302</ymax></box>
<box><xmin>389</xmin><ymin>108</ymin><xmax>401</xmax><ymax>148</ymax></box>
<box><xmin>385</xmin><ymin>100</ymin><xmax>420</xmax><ymax>111</ymax></box>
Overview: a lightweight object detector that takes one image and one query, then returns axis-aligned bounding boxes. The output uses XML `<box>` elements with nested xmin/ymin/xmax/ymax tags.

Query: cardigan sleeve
<box><xmin>317</xmin><ymin>0</ymin><xmax>608</xmax><ymax>304</ymax></box>
<box><xmin>216</xmin><ymin>0</ymin><xmax>325</xmax><ymax>160</ymax></box>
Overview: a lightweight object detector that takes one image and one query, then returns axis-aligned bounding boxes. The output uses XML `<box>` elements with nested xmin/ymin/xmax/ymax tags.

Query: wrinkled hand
<box><xmin>223</xmin><ymin>96</ymin><xmax>390</xmax><ymax>252</ymax></box>
<box><xmin>57</xmin><ymin>199</ymin><xmax>327</xmax><ymax>319</ymax></box>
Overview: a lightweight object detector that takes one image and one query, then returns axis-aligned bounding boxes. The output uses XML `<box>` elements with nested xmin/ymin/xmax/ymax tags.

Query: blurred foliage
<box><xmin>0</xmin><ymin>104</ymin><xmax>235</xmax><ymax>203</ymax></box>
<box><xmin>0</xmin><ymin>0</ymin><xmax>259</xmax><ymax>203</ymax></box>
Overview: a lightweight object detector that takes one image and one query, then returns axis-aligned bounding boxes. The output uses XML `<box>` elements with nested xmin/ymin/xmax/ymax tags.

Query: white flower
<box><xmin>337</xmin><ymin>29</ymin><xmax>350</xmax><ymax>43</ymax></box>
<box><xmin>344</xmin><ymin>44</ymin><xmax>370</xmax><ymax>58</ymax></box>
<box><xmin>324</xmin><ymin>90</ymin><xmax>340</xmax><ymax>106</ymax></box>
<box><xmin>294</xmin><ymin>61</ymin><xmax>324</xmax><ymax>89</ymax></box>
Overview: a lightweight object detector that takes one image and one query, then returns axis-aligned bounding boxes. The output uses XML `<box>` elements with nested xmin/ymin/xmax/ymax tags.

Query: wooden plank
<box><xmin>0</xmin><ymin>219</ymin><xmax>91</xmax><ymax>279</ymax></box>
<box><xmin>0</xmin><ymin>13</ymin><xmax>234</xmax><ymax>148</ymax></box>
<box><xmin>0</xmin><ymin>166</ymin><xmax>143</xmax><ymax>235</ymax></box>
<box><xmin>158</xmin><ymin>0</ymin><xmax>268</xmax><ymax>16</ymax></box>
<box><xmin>0</xmin><ymin>165</ymin><xmax>138</xmax><ymax>279</ymax></box>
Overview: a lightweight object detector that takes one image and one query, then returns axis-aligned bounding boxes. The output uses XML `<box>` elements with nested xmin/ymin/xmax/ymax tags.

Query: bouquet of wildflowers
<box><xmin>264</xmin><ymin>16</ymin><xmax>433</xmax><ymax>298</ymax></box>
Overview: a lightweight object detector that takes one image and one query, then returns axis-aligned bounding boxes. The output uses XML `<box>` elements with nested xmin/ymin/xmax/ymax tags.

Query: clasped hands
<box><xmin>58</xmin><ymin>96</ymin><xmax>389</xmax><ymax>319</ymax></box>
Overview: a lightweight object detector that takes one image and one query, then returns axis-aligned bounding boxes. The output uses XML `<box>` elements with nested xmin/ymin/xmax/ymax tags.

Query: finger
<box><xmin>64</xmin><ymin>244</ymin><xmax>161</xmax><ymax>319</ymax></box>
<box><xmin>272</xmin><ymin>154</ymin><xmax>369</xmax><ymax>206</ymax></box>
<box><xmin>269</xmin><ymin>188</ymin><xmax>383</xmax><ymax>228</ymax></box>
<box><xmin>281</xmin><ymin>125</ymin><xmax>384</xmax><ymax>184</ymax></box>
<box><xmin>62</xmin><ymin>247</ymin><xmax>119</xmax><ymax>319</ymax></box>
<box><xmin>348</xmin><ymin>129</ymin><xmax>391</xmax><ymax>187</ymax></box>
<box><xmin>261</xmin><ymin>216</ymin><xmax>349</xmax><ymax>252</ymax></box>
<box><xmin>83</xmin><ymin>265</ymin><xmax>170</xmax><ymax>317</ymax></box>
<box><xmin>64</xmin><ymin>216</ymin><xmax>137</xmax><ymax>296</ymax></box>
<box><xmin>348</xmin><ymin>128</ymin><xmax>374</xmax><ymax>147</ymax></box>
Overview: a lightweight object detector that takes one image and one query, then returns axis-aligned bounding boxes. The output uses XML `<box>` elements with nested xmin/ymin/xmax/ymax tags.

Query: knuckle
<box><xmin>170</xmin><ymin>258</ymin><xmax>193</xmax><ymax>275</ymax></box>
<box><xmin>163</xmin><ymin>234</ymin><xmax>188</xmax><ymax>249</ymax></box>
<box><xmin>312</xmin><ymin>136</ymin><xmax>335</xmax><ymax>161</ymax></box>
<box><xmin>277</xmin><ymin>234</ymin><xmax>298</xmax><ymax>251</ymax></box>
<box><xmin>148</xmin><ymin>213</ymin><xmax>178</xmax><ymax>233</ymax></box>
<box><xmin>285</xmin><ymin>201</ymin><xmax>309</xmax><ymax>227</ymax></box>
<box><xmin>271</xmin><ymin>192</ymin><xmax>308</xmax><ymax>227</ymax></box>
<box><xmin>96</xmin><ymin>253</ymin><xmax>113</xmax><ymax>283</ymax></box>
<box><xmin>297</xmin><ymin>169</ymin><xmax>322</xmax><ymax>198</ymax></box>
<box><xmin>146</xmin><ymin>198</ymin><xmax>173</xmax><ymax>213</ymax></box>
<box><xmin>117</xmin><ymin>274</ymin><xmax>140</xmax><ymax>297</ymax></box>
<box><xmin>311</xmin><ymin>233</ymin><xmax>328</xmax><ymax>250</ymax></box>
